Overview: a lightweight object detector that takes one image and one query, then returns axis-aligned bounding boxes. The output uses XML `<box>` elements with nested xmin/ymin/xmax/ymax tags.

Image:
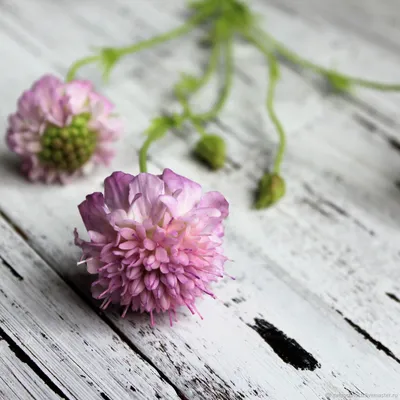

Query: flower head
<box><xmin>74</xmin><ymin>168</ymin><xmax>229</xmax><ymax>325</ymax></box>
<box><xmin>6</xmin><ymin>74</ymin><xmax>122</xmax><ymax>184</ymax></box>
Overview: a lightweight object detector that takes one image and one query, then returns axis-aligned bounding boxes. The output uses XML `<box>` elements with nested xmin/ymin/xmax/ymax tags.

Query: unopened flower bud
<box><xmin>254</xmin><ymin>173</ymin><xmax>286</xmax><ymax>209</ymax></box>
<box><xmin>194</xmin><ymin>134</ymin><xmax>226</xmax><ymax>170</ymax></box>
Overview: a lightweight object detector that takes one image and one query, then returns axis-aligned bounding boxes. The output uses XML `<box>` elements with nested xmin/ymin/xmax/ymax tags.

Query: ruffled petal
<box><xmin>198</xmin><ymin>191</ymin><xmax>229</xmax><ymax>218</ymax></box>
<box><xmin>78</xmin><ymin>192</ymin><xmax>114</xmax><ymax>236</ymax></box>
<box><xmin>129</xmin><ymin>173</ymin><xmax>165</xmax><ymax>222</ymax></box>
<box><xmin>161</xmin><ymin>168</ymin><xmax>202</xmax><ymax>216</ymax></box>
<box><xmin>104</xmin><ymin>171</ymin><xmax>135</xmax><ymax>212</ymax></box>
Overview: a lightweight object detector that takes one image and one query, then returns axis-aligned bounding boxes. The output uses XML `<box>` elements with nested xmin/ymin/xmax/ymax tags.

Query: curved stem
<box><xmin>139</xmin><ymin>136</ymin><xmax>153</xmax><ymax>173</ymax></box>
<box><xmin>66</xmin><ymin>11</ymin><xmax>209</xmax><ymax>82</ymax></box>
<box><xmin>118</xmin><ymin>12</ymin><xmax>210</xmax><ymax>56</ymax></box>
<box><xmin>175</xmin><ymin>34</ymin><xmax>221</xmax><ymax>134</ymax></box>
<box><xmin>66</xmin><ymin>56</ymin><xmax>100</xmax><ymax>82</ymax></box>
<box><xmin>257</xmin><ymin>29</ymin><xmax>400</xmax><ymax>91</ymax></box>
<box><xmin>196</xmin><ymin>33</ymin><xmax>234</xmax><ymax>121</ymax></box>
<box><xmin>265</xmin><ymin>54</ymin><xmax>286</xmax><ymax>174</ymax></box>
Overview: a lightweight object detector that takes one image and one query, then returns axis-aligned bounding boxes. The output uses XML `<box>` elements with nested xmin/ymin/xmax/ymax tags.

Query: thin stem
<box><xmin>118</xmin><ymin>12</ymin><xmax>210</xmax><ymax>56</ymax></box>
<box><xmin>175</xmin><ymin>33</ymin><xmax>221</xmax><ymax>134</ymax></box>
<box><xmin>196</xmin><ymin>33</ymin><xmax>234</xmax><ymax>121</ymax></box>
<box><xmin>257</xmin><ymin>29</ymin><xmax>400</xmax><ymax>91</ymax></box>
<box><xmin>66</xmin><ymin>56</ymin><xmax>99</xmax><ymax>82</ymax></box>
<box><xmin>193</xmin><ymin>37</ymin><xmax>221</xmax><ymax>94</ymax></box>
<box><xmin>192</xmin><ymin>119</ymin><xmax>208</xmax><ymax>136</ymax></box>
<box><xmin>266</xmin><ymin>55</ymin><xmax>286</xmax><ymax>174</ymax></box>
<box><xmin>66</xmin><ymin>11</ymin><xmax>209</xmax><ymax>82</ymax></box>
<box><xmin>139</xmin><ymin>136</ymin><xmax>153</xmax><ymax>173</ymax></box>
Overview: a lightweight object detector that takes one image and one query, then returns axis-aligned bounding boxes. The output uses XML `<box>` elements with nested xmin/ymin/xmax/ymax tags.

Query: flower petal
<box><xmin>104</xmin><ymin>171</ymin><xmax>135</xmax><ymax>211</ymax></box>
<box><xmin>129</xmin><ymin>173</ymin><xmax>165</xmax><ymax>222</ymax></box>
<box><xmin>161</xmin><ymin>168</ymin><xmax>202</xmax><ymax>216</ymax></box>
<box><xmin>198</xmin><ymin>191</ymin><xmax>229</xmax><ymax>218</ymax></box>
<box><xmin>78</xmin><ymin>192</ymin><xmax>114</xmax><ymax>236</ymax></box>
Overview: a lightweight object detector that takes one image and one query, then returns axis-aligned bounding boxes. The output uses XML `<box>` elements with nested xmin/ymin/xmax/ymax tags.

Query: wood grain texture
<box><xmin>0</xmin><ymin>218</ymin><xmax>179</xmax><ymax>400</ymax></box>
<box><xmin>0</xmin><ymin>0</ymin><xmax>400</xmax><ymax>399</ymax></box>
<box><xmin>0</xmin><ymin>339</ymin><xmax>62</xmax><ymax>400</ymax></box>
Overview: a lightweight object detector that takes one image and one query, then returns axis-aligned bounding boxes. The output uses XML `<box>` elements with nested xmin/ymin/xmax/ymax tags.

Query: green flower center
<box><xmin>38</xmin><ymin>113</ymin><xmax>97</xmax><ymax>172</ymax></box>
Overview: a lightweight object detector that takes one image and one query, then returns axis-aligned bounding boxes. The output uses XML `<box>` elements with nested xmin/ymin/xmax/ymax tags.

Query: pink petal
<box><xmin>198</xmin><ymin>191</ymin><xmax>229</xmax><ymax>218</ymax></box>
<box><xmin>161</xmin><ymin>169</ymin><xmax>202</xmax><ymax>216</ymax></box>
<box><xmin>155</xmin><ymin>247</ymin><xmax>169</xmax><ymax>263</ymax></box>
<box><xmin>129</xmin><ymin>173</ymin><xmax>165</xmax><ymax>222</ymax></box>
<box><xmin>104</xmin><ymin>171</ymin><xmax>134</xmax><ymax>211</ymax></box>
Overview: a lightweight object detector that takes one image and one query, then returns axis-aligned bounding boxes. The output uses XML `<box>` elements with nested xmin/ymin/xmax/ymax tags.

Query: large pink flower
<box><xmin>74</xmin><ymin>169</ymin><xmax>229</xmax><ymax>325</ymax></box>
<box><xmin>6</xmin><ymin>74</ymin><xmax>122</xmax><ymax>184</ymax></box>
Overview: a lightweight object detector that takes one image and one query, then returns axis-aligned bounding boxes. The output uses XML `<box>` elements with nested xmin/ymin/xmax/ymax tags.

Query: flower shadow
<box><xmin>0</xmin><ymin>150</ymin><xmax>26</xmax><ymax>184</ymax></box>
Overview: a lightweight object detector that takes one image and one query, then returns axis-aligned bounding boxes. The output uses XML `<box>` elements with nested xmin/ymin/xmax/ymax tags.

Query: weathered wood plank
<box><xmin>0</xmin><ymin>338</ymin><xmax>62</xmax><ymax>400</ymax></box>
<box><xmin>271</xmin><ymin>0</ymin><xmax>400</xmax><ymax>54</ymax></box>
<box><xmin>0</xmin><ymin>218</ymin><xmax>179</xmax><ymax>400</ymax></box>
<box><xmin>1</xmin><ymin>0</ymin><xmax>400</xmax><ymax>398</ymax></box>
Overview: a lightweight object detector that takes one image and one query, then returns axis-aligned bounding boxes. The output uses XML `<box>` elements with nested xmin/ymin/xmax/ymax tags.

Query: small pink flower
<box><xmin>6</xmin><ymin>74</ymin><xmax>122</xmax><ymax>184</ymax></box>
<box><xmin>74</xmin><ymin>169</ymin><xmax>229</xmax><ymax>326</ymax></box>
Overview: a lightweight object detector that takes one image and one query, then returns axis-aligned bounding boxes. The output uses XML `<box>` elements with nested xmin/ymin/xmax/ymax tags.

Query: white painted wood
<box><xmin>0</xmin><ymin>0</ymin><xmax>400</xmax><ymax>399</ymax></box>
<box><xmin>271</xmin><ymin>0</ymin><xmax>400</xmax><ymax>53</ymax></box>
<box><xmin>0</xmin><ymin>219</ymin><xmax>179</xmax><ymax>400</ymax></box>
<box><xmin>0</xmin><ymin>339</ymin><xmax>61</xmax><ymax>400</ymax></box>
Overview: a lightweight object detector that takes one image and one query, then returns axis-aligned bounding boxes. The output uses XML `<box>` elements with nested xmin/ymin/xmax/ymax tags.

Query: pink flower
<box><xmin>74</xmin><ymin>169</ymin><xmax>229</xmax><ymax>326</ymax></box>
<box><xmin>6</xmin><ymin>74</ymin><xmax>122</xmax><ymax>184</ymax></box>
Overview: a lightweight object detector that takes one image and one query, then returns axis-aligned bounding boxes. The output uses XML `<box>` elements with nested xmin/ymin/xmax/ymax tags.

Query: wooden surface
<box><xmin>0</xmin><ymin>0</ymin><xmax>400</xmax><ymax>399</ymax></box>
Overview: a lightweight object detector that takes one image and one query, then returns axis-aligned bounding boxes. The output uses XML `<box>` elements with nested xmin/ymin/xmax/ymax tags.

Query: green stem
<box><xmin>245</xmin><ymin>32</ymin><xmax>287</xmax><ymax>173</ymax></box>
<box><xmin>66</xmin><ymin>56</ymin><xmax>100</xmax><ymax>82</ymax></box>
<box><xmin>118</xmin><ymin>12</ymin><xmax>209</xmax><ymax>56</ymax></box>
<box><xmin>195</xmin><ymin>32</ymin><xmax>234</xmax><ymax>121</ymax></box>
<box><xmin>258</xmin><ymin>29</ymin><xmax>400</xmax><ymax>91</ymax></box>
<box><xmin>266</xmin><ymin>54</ymin><xmax>286</xmax><ymax>174</ymax></box>
<box><xmin>139</xmin><ymin>136</ymin><xmax>153</xmax><ymax>173</ymax></box>
<box><xmin>66</xmin><ymin>11</ymin><xmax>209</xmax><ymax>81</ymax></box>
<box><xmin>175</xmin><ymin>34</ymin><xmax>221</xmax><ymax>135</ymax></box>
<box><xmin>192</xmin><ymin>119</ymin><xmax>208</xmax><ymax>136</ymax></box>
<box><xmin>192</xmin><ymin>36</ymin><xmax>221</xmax><ymax>94</ymax></box>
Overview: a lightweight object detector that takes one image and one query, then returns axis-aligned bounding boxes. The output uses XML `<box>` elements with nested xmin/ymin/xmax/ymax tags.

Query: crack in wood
<box><xmin>0</xmin><ymin>255</ymin><xmax>23</xmax><ymax>281</ymax></box>
<box><xmin>387</xmin><ymin>137</ymin><xmax>400</xmax><ymax>153</ymax></box>
<box><xmin>0</xmin><ymin>209</ymin><xmax>29</xmax><ymax>241</ymax></box>
<box><xmin>249</xmin><ymin>318</ymin><xmax>321</xmax><ymax>371</ymax></box>
<box><xmin>0</xmin><ymin>326</ymin><xmax>69</xmax><ymax>399</ymax></box>
<box><xmin>302</xmin><ymin>183</ymin><xmax>375</xmax><ymax>236</ymax></box>
<box><xmin>96</xmin><ymin>321</ymin><xmax>186</xmax><ymax>400</ymax></box>
<box><xmin>386</xmin><ymin>292</ymin><xmax>400</xmax><ymax>304</ymax></box>
<box><xmin>352</xmin><ymin>113</ymin><xmax>378</xmax><ymax>133</ymax></box>
<box><xmin>337</xmin><ymin>310</ymin><xmax>400</xmax><ymax>364</ymax></box>
<box><xmin>300</xmin><ymin>197</ymin><xmax>334</xmax><ymax>219</ymax></box>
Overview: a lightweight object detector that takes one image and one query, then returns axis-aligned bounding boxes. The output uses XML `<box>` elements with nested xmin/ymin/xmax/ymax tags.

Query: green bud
<box><xmin>194</xmin><ymin>134</ymin><xmax>226</xmax><ymax>170</ymax></box>
<box><xmin>254</xmin><ymin>173</ymin><xmax>286</xmax><ymax>209</ymax></box>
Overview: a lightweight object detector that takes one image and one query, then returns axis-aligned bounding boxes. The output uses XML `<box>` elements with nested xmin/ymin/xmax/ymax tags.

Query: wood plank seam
<box><xmin>0</xmin><ymin>325</ymin><xmax>68</xmax><ymax>399</ymax></box>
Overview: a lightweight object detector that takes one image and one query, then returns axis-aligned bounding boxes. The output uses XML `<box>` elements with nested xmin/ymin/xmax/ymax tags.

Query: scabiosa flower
<box><xmin>74</xmin><ymin>168</ymin><xmax>229</xmax><ymax>326</ymax></box>
<box><xmin>6</xmin><ymin>74</ymin><xmax>122</xmax><ymax>183</ymax></box>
